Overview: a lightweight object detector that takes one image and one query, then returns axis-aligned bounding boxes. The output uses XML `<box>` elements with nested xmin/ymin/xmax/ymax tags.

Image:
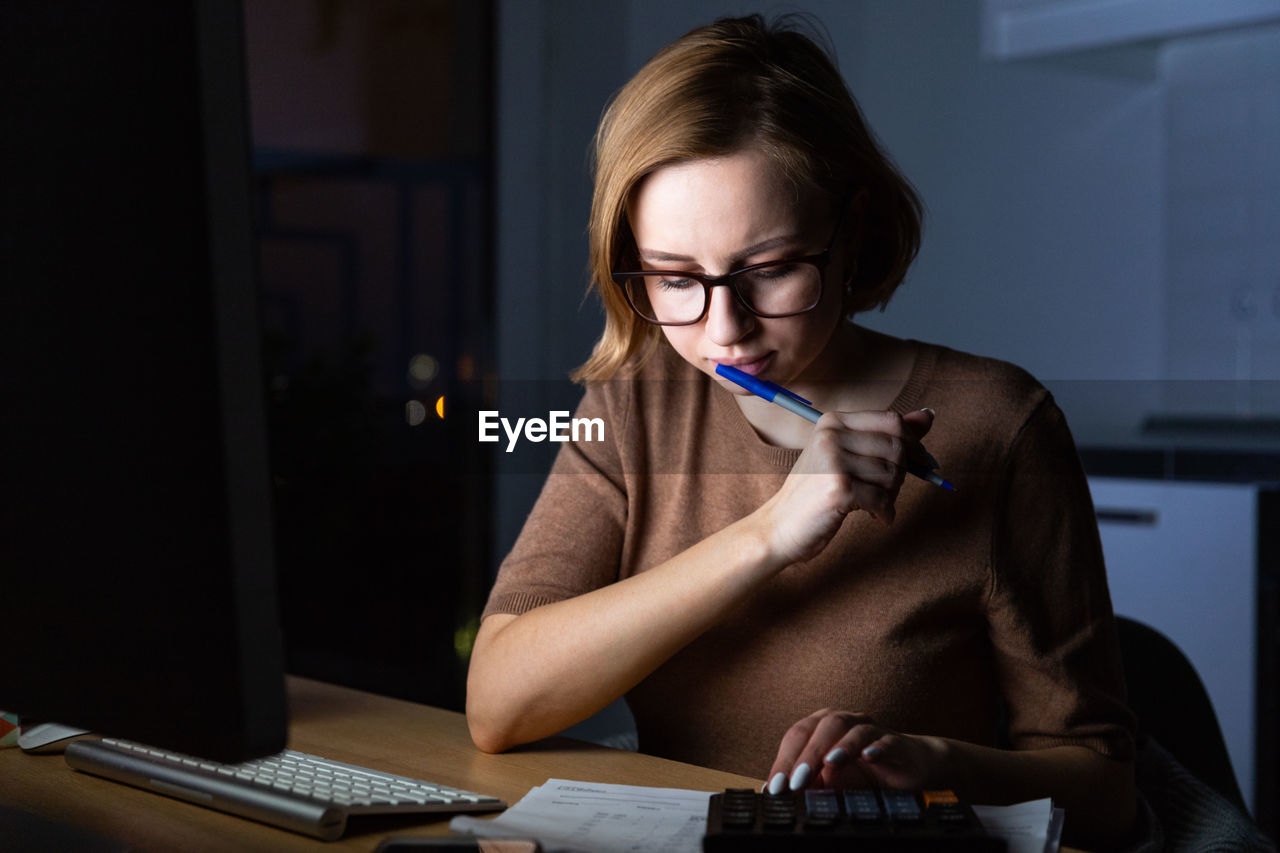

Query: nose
<box><xmin>703</xmin><ymin>284</ymin><xmax>756</xmax><ymax>346</ymax></box>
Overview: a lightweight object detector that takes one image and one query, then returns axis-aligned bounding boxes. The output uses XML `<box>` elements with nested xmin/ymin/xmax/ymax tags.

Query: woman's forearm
<box><xmin>933</xmin><ymin>738</ymin><xmax>1135</xmax><ymax>849</ymax></box>
<box><xmin>466</xmin><ymin>511</ymin><xmax>786</xmax><ymax>753</ymax></box>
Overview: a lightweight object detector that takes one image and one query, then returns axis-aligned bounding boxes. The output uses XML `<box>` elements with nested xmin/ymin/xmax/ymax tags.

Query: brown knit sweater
<box><xmin>482</xmin><ymin>340</ymin><xmax>1135</xmax><ymax>777</ymax></box>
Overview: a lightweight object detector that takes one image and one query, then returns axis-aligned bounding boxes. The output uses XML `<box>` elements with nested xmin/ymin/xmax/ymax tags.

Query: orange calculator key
<box><xmin>923</xmin><ymin>790</ymin><xmax>960</xmax><ymax>806</ymax></box>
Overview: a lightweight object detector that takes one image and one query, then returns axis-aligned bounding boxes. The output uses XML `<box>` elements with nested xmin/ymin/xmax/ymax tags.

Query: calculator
<box><xmin>704</xmin><ymin>788</ymin><xmax>1006</xmax><ymax>852</ymax></box>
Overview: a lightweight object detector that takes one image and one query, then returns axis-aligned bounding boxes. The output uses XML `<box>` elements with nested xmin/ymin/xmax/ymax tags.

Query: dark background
<box><xmin>243</xmin><ymin>0</ymin><xmax>494</xmax><ymax>710</ymax></box>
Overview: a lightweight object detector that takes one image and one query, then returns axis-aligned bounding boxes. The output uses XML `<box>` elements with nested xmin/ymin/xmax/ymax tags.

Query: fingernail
<box><xmin>761</xmin><ymin>781</ymin><xmax>769</xmax><ymax>793</ymax></box>
<box><xmin>862</xmin><ymin>744</ymin><xmax>883</xmax><ymax>759</ymax></box>
<box><xmin>919</xmin><ymin>407</ymin><xmax>936</xmax><ymax>416</ymax></box>
<box><xmin>768</xmin><ymin>772</ymin><xmax>787</xmax><ymax>795</ymax></box>
<box><xmin>825</xmin><ymin>747</ymin><xmax>847</xmax><ymax>765</ymax></box>
<box><xmin>789</xmin><ymin>763</ymin><xmax>811</xmax><ymax>790</ymax></box>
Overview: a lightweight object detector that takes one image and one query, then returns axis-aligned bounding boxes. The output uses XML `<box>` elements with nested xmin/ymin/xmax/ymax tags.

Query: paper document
<box><xmin>450</xmin><ymin>778</ymin><xmax>711</xmax><ymax>853</ymax></box>
<box><xmin>454</xmin><ymin>779</ymin><xmax>1064</xmax><ymax>853</ymax></box>
<box><xmin>973</xmin><ymin>798</ymin><xmax>1065</xmax><ymax>853</ymax></box>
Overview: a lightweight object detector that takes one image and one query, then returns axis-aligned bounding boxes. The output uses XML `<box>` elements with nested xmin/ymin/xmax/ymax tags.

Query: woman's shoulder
<box><xmin>911</xmin><ymin>339</ymin><xmax>1038</xmax><ymax>385</ymax></box>
<box><xmin>906</xmin><ymin>339</ymin><xmax>1058</xmax><ymax>455</ymax></box>
<box><xmin>912</xmin><ymin>340</ymin><xmax>1048</xmax><ymax>410</ymax></box>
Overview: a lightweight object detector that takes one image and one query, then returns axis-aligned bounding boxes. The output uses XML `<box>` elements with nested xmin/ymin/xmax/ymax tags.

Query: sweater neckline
<box><xmin>710</xmin><ymin>339</ymin><xmax>937</xmax><ymax>470</ymax></box>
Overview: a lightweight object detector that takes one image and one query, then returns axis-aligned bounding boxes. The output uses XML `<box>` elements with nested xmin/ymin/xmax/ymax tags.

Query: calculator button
<box><xmin>882</xmin><ymin>790</ymin><xmax>923</xmax><ymax>822</ymax></box>
<box><xmin>930</xmin><ymin>803</ymin><xmax>973</xmax><ymax>829</ymax></box>
<box><xmin>761</xmin><ymin>794</ymin><xmax>796</xmax><ymax>828</ymax></box>
<box><xmin>923</xmin><ymin>789</ymin><xmax>959</xmax><ymax>806</ymax></box>
<box><xmin>843</xmin><ymin>789</ymin><xmax>884</xmax><ymax>822</ymax></box>
<box><xmin>804</xmin><ymin>790</ymin><xmax>838</xmax><ymax>811</ymax></box>
<box><xmin>802</xmin><ymin>789</ymin><xmax>839</xmax><ymax>829</ymax></box>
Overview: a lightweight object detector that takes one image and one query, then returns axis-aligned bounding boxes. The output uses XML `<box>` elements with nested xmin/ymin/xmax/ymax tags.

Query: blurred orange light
<box><xmin>435</xmin><ymin>396</ymin><xmax>445</xmax><ymax>419</ymax></box>
<box><xmin>457</xmin><ymin>353</ymin><xmax>475</xmax><ymax>382</ymax></box>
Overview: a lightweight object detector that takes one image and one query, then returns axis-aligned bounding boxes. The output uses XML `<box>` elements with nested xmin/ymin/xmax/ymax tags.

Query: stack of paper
<box><xmin>450</xmin><ymin>779</ymin><xmax>711</xmax><ymax>853</ymax></box>
<box><xmin>973</xmin><ymin>798</ymin><xmax>1065</xmax><ymax>853</ymax></box>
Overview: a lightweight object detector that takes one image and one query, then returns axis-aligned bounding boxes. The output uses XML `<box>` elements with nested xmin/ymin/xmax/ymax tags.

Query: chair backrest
<box><xmin>1115</xmin><ymin>615</ymin><xmax>1247</xmax><ymax>813</ymax></box>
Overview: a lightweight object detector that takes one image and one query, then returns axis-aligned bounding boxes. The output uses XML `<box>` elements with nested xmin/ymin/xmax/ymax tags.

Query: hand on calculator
<box><xmin>766</xmin><ymin>709</ymin><xmax>947</xmax><ymax>794</ymax></box>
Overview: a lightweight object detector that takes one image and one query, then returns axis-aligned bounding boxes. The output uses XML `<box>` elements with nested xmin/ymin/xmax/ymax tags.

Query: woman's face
<box><xmin>627</xmin><ymin>148</ymin><xmax>847</xmax><ymax>395</ymax></box>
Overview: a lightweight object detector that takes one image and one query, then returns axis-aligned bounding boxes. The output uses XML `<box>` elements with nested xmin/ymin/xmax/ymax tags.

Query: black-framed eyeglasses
<box><xmin>611</xmin><ymin>213</ymin><xmax>844</xmax><ymax>327</ymax></box>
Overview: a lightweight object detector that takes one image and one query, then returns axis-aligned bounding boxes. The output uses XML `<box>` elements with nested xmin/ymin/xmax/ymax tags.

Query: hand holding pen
<box><xmin>716</xmin><ymin>363</ymin><xmax>954</xmax><ymax>491</ymax></box>
<box><xmin>716</xmin><ymin>363</ymin><xmax>953</xmax><ymax>564</ymax></box>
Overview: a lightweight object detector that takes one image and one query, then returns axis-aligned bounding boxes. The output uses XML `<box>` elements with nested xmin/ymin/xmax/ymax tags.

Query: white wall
<box><xmin>830</xmin><ymin>0</ymin><xmax>1171</xmax><ymax>438</ymax></box>
<box><xmin>843</xmin><ymin>4</ymin><xmax>1165</xmax><ymax>380</ymax></box>
<box><xmin>1162</xmin><ymin>24</ymin><xmax>1280</xmax><ymax>416</ymax></box>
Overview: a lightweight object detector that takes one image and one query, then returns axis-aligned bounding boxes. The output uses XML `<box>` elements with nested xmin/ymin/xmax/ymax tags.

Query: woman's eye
<box><xmin>657</xmin><ymin>276</ymin><xmax>696</xmax><ymax>290</ymax></box>
<box><xmin>747</xmin><ymin>263</ymin><xmax>800</xmax><ymax>282</ymax></box>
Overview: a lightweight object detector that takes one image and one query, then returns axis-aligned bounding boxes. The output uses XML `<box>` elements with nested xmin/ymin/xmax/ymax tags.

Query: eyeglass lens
<box><xmin>623</xmin><ymin>261</ymin><xmax>822</xmax><ymax>324</ymax></box>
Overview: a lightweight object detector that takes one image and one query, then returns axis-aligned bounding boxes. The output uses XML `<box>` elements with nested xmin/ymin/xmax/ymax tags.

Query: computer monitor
<box><xmin>0</xmin><ymin>0</ymin><xmax>287</xmax><ymax>762</ymax></box>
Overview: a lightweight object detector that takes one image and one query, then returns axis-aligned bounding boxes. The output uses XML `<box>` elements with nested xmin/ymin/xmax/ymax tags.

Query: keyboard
<box><xmin>64</xmin><ymin>737</ymin><xmax>506</xmax><ymax>841</ymax></box>
<box><xmin>704</xmin><ymin>788</ymin><xmax>1006</xmax><ymax>852</ymax></box>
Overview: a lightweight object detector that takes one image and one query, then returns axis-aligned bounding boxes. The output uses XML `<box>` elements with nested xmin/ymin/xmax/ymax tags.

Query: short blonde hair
<box><xmin>573</xmin><ymin>14</ymin><xmax>923</xmax><ymax>382</ymax></box>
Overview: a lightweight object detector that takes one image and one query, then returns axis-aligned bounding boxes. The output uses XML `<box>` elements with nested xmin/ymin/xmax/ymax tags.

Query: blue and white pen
<box><xmin>715</xmin><ymin>362</ymin><xmax>956</xmax><ymax>491</ymax></box>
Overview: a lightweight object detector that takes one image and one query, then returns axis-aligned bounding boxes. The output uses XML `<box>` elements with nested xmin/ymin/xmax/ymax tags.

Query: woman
<box><xmin>467</xmin><ymin>14</ymin><xmax>1136</xmax><ymax>847</ymax></box>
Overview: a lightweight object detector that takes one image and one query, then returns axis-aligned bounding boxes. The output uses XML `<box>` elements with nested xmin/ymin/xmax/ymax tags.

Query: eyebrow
<box><xmin>636</xmin><ymin>234</ymin><xmax>804</xmax><ymax>265</ymax></box>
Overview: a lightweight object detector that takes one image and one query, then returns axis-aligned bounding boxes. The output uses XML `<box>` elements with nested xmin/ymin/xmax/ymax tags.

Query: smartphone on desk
<box><xmin>373</xmin><ymin>838</ymin><xmax>539</xmax><ymax>853</ymax></box>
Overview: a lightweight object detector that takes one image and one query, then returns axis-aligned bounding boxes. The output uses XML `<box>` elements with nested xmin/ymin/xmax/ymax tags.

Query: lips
<box><xmin>713</xmin><ymin>352</ymin><xmax>773</xmax><ymax>376</ymax></box>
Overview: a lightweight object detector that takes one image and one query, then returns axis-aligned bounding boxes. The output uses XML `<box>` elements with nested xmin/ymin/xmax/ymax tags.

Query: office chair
<box><xmin>1114</xmin><ymin>615</ymin><xmax>1248</xmax><ymax>814</ymax></box>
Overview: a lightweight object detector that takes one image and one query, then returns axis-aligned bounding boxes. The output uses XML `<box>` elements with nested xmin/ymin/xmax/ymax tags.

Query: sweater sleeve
<box><xmin>986</xmin><ymin>395</ymin><xmax>1137</xmax><ymax>760</ymax></box>
<box><xmin>481</xmin><ymin>379</ymin><xmax>630</xmax><ymax>619</ymax></box>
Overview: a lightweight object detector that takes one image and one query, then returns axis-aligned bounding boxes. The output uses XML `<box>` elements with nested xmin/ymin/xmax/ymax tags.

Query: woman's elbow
<box><xmin>467</xmin><ymin>712</ymin><xmax>512</xmax><ymax>754</ymax></box>
<box><xmin>465</xmin><ymin>616</ymin><xmax>522</xmax><ymax>753</ymax></box>
<box><xmin>465</xmin><ymin>671</ymin><xmax>519</xmax><ymax>752</ymax></box>
<box><xmin>466</xmin><ymin>690</ymin><xmax>523</xmax><ymax>754</ymax></box>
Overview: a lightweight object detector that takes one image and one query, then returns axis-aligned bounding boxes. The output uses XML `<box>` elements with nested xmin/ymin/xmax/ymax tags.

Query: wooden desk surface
<box><xmin>1</xmin><ymin>676</ymin><xmax>761</xmax><ymax>852</ymax></box>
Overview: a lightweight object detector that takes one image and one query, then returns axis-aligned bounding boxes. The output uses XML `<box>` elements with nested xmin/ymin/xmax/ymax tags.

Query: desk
<box><xmin>1</xmin><ymin>676</ymin><xmax>760</xmax><ymax>851</ymax></box>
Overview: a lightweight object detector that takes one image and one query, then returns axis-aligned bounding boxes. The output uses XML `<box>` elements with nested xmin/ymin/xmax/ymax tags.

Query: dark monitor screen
<box><xmin>0</xmin><ymin>0</ymin><xmax>287</xmax><ymax>763</ymax></box>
